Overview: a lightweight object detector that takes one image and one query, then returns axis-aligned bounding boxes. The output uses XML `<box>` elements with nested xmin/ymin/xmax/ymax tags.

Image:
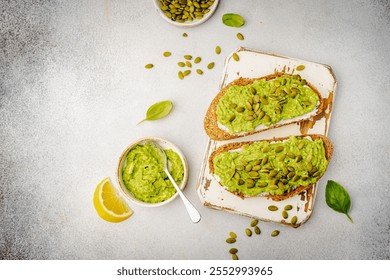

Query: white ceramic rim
<box><xmin>117</xmin><ymin>137</ymin><xmax>189</xmax><ymax>207</ymax></box>
<box><xmin>152</xmin><ymin>0</ymin><xmax>219</xmax><ymax>27</ymax></box>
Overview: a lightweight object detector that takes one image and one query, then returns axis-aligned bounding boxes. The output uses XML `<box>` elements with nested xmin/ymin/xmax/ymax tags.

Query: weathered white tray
<box><xmin>197</xmin><ymin>48</ymin><xmax>337</xmax><ymax>227</ymax></box>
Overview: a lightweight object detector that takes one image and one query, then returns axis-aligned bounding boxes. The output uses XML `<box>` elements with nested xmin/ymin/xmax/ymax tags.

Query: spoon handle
<box><xmin>164</xmin><ymin>169</ymin><xmax>201</xmax><ymax>223</ymax></box>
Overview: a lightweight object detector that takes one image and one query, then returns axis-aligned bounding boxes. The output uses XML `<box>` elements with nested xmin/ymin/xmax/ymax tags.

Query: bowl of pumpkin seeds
<box><xmin>153</xmin><ymin>0</ymin><xmax>219</xmax><ymax>27</ymax></box>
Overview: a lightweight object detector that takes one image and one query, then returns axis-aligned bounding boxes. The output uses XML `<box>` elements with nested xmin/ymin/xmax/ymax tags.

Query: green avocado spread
<box><xmin>122</xmin><ymin>143</ymin><xmax>184</xmax><ymax>203</ymax></box>
<box><xmin>213</xmin><ymin>136</ymin><xmax>327</xmax><ymax>196</ymax></box>
<box><xmin>217</xmin><ymin>74</ymin><xmax>319</xmax><ymax>133</ymax></box>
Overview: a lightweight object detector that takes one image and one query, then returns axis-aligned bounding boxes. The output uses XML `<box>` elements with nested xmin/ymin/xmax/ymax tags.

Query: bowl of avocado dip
<box><xmin>117</xmin><ymin>137</ymin><xmax>189</xmax><ymax>207</ymax></box>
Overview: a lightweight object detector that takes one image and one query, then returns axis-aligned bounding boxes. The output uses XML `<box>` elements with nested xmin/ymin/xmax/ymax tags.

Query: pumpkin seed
<box><xmin>215</xmin><ymin>46</ymin><xmax>221</xmax><ymax>55</ymax></box>
<box><xmin>245</xmin><ymin>228</ymin><xmax>252</xmax><ymax>237</ymax></box>
<box><xmin>193</xmin><ymin>57</ymin><xmax>201</xmax><ymax>64</ymax></box>
<box><xmin>182</xmin><ymin>32</ymin><xmax>188</xmax><ymax>37</ymax></box>
<box><xmin>263</xmin><ymin>115</ymin><xmax>271</xmax><ymax>122</ymax></box>
<box><xmin>269</xmin><ymin>170</ymin><xmax>278</xmax><ymax>178</ymax></box>
<box><xmin>258</xmin><ymin>181</ymin><xmax>268</xmax><ymax>187</ymax></box>
<box><xmin>252</xmin><ymin>165</ymin><xmax>261</xmax><ymax>171</ymax></box>
<box><xmin>233</xmin><ymin>53</ymin><xmax>239</xmax><ymax>61</ymax></box>
<box><xmin>234</xmin><ymin>172</ymin><xmax>240</xmax><ymax>180</ymax></box>
<box><xmin>236</xmin><ymin>164</ymin><xmax>244</xmax><ymax>171</ymax></box>
<box><xmin>229</xmin><ymin>248</ymin><xmax>238</xmax><ymax>254</ymax></box>
<box><xmin>183</xmin><ymin>70</ymin><xmax>191</xmax><ymax>76</ymax></box>
<box><xmin>228</xmin><ymin>114</ymin><xmax>236</xmax><ymax>122</ymax></box>
<box><xmin>261</xmin><ymin>157</ymin><xmax>268</xmax><ymax>165</ymax></box>
<box><xmin>245</xmin><ymin>164</ymin><xmax>252</xmax><ymax>172</ymax></box>
<box><xmin>229</xmin><ymin>103</ymin><xmax>238</xmax><ymax>109</ymax></box>
<box><xmin>236</xmin><ymin>33</ymin><xmax>244</xmax><ymax>40</ymax></box>
<box><xmin>292</xmin><ymin>174</ymin><xmax>301</xmax><ymax>182</ymax></box>
<box><xmin>291</xmin><ymin>216</ymin><xmax>298</xmax><ymax>225</ymax></box>
<box><xmin>282</xmin><ymin>210</ymin><xmax>288</xmax><ymax>219</ymax></box>
<box><xmin>269</xmin><ymin>184</ymin><xmax>279</xmax><ymax>190</ymax></box>
<box><xmin>268</xmin><ymin>205</ymin><xmax>278</xmax><ymax>211</ymax></box>
<box><xmin>296</xmin><ymin>65</ymin><xmax>305</xmax><ymax>71</ymax></box>
<box><xmin>284</xmin><ymin>205</ymin><xmax>293</xmax><ymax>211</ymax></box>
<box><xmin>231</xmin><ymin>253</ymin><xmax>239</xmax><ymax>260</ymax></box>
<box><xmin>185</xmin><ymin>61</ymin><xmax>192</xmax><ymax>68</ymax></box>
<box><xmin>246</xmin><ymin>179</ymin><xmax>255</xmax><ymax>188</ymax></box>
<box><xmin>229</xmin><ymin>231</ymin><xmax>237</xmax><ymax>239</ymax></box>
<box><xmin>250</xmin><ymin>219</ymin><xmax>259</xmax><ymax>227</ymax></box>
<box><xmin>275</xmin><ymin>146</ymin><xmax>284</xmax><ymax>153</ymax></box>
<box><xmin>178</xmin><ymin>71</ymin><xmax>184</xmax><ymax>80</ymax></box>
<box><xmin>207</xmin><ymin>62</ymin><xmax>215</xmax><ymax>69</ymax></box>
<box><xmin>312</xmin><ymin>170</ymin><xmax>321</xmax><ymax>177</ymax></box>
<box><xmin>196</xmin><ymin>69</ymin><xmax>203</xmax><ymax>75</ymax></box>
<box><xmin>226</xmin><ymin>237</ymin><xmax>236</xmax><ymax>244</ymax></box>
<box><xmin>262</xmin><ymin>146</ymin><xmax>270</xmax><ymax>153</ymax></box>
<box><xmin>177</xmin><ymin>62</ymin><xmax>185</xmax><ymax>67</ymax></box>
<box><xmin>254</xmin><ymin>94</ymin><xmax>260</xmax><ymax>103</ymax></box>
<box><xmin>184</xmin><ymin>55</ymin><xmax>192</xmax><ymax>60</ymax></box>
<box><xmin>163</xmin><ymin>51</ymin><xmax>172</xmax><ymax>57</ymax></box>
<box><xmin>245</xmin><ymin>115</ymin><xmax>254</xmax><ymax>121</ymax></box>
<box><xmin>271</xmin><ymin>230</ymin><xmax>280</xmax><ymax>237</ymax></box>
<box><xmin>257</xmin><ymin>110</ymin><xmax>265</xmax><ymax>120</ymax></box>
<box><xmin>287</xmin><ymin>152</ymin><xmax>296</xmax><ymax>159</ymax></box>
<box><xmin>249</xmin><ymin>171</ymin><xmax>259</xmax><ymax>177</ymax></box>
<box><xmin>298</xmin><ymin>141</ymin><xmax>305</xmax><ymax>150</ymax></box>
<box><xmin>245</xmin><ymin>101</ymin><xmax>252</xmax><ymax>110</ymax></box>
<box><xmin>145</xmin><ymin>63</ymin><xmax>154</xmax><ymax>69</ymax></box>
<box><xmin>254</xmin><ymin>226</ymin><xmax>261</xmax><ymax>235</ymax></box>
<box><xmin>251</xmin><ymin>87</ymin><xmax>257</xmax><ymax>95</ymax></box>
<box><xmin>237</xmin><ymin>179</ymin><xmax>244</xmax><ymax>185</ymax></box>
<box><xmin>236</xmin><ymin>106</ymin><xmax>245</xmax><ymax>113</ymax></box>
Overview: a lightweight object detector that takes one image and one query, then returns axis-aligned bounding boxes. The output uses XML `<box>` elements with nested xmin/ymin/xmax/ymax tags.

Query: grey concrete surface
<box><xmin>1</xmin><ymin>0</ymin><xmax>389</xmax><ymax>259</ymax></box>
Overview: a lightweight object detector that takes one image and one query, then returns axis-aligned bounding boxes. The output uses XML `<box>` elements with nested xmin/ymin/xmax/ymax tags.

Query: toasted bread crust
<box><xmin>209</xmin><ymin>134</ymin><xmax>334</xmax><ymax>201</ymax></box>
<box><xmin>204</xmin><ymin>73</ymin><xmax>325</xmax><ymax>141</ymax></box>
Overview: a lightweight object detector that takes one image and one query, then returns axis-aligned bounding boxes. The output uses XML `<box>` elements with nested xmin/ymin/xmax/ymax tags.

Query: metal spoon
<box><xmin>151</xmin><ymin>141</ymin><xmax>201</xmax><ymax>223</ymax></box>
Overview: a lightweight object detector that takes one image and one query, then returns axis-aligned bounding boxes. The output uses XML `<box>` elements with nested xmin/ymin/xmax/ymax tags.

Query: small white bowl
<box><xmin>117</xmin><ymin>137</ymin><xmax>189</xmax><ymax>207</ymax></box>
<box><xmin>152</xmin><ymin>0</ymin><xmax>219</xmax><ymax>27</ymax></box>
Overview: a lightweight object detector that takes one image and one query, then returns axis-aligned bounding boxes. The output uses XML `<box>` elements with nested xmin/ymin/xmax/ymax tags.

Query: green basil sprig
<box><xmin>137</xmin><ymin>100</ymin><xmax>173</xmax><ymax>125</ymax></box>
<box><xmin>222</xmin><ymin>13</ymin><xmax>245</xmax><ymax>27</ymax></box>
<box><xmin>325</xmin><ymin>180</ymin><xmax>353</xmax><ymax>222</ymax></box>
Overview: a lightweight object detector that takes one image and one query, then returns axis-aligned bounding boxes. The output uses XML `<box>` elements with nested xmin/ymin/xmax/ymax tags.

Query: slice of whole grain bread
<box><xmin>204</xmin><ymin>72</ymin><xmax>325</xmax><ymax>140</ymax></box>
<box><xmin>208</xmin><ymin>134</ymin><xmax>334</xmax><ymax>201</ymax></box>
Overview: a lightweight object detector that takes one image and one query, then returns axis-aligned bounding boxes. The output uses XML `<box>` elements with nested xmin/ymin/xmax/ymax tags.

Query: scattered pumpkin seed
<box><xmin>177</xmin><ymin>62</ymin><xmax>185</xmax><ymax>67</ymax></box>
<box><xmin>229</xmin><ymin>232</ymin><xmax>237</xmax><ymax>239</ymax></box>
<box><xmin>296</xmin><ymin>65</ymin><xmax>305</xmax><ymax>71</ymax></box>
<box><xmin>236</xmin><ymin>33</ymin><xmax>244</xmax><ymax>40</ymax></box>
<box><xmin>215</xmin><ymin>46</ymin><xmax>221</xmax><ymax>54</ymax></box>
<box><xmin>282</xmin><ymin>211</ymin><xmax>288</xmax><ymax>219</ymax></box>
<box><xmin>184</xmin><ymin>55</ymin><xmax>192</xmax><ymax>60</ymax></box>
<box><xmin>194</xmin><ymin>57</ymin><xmax>201</xmax><ymax>64</ymax></box>
<box><xmin>250</xmin><ymin>219</ymin><xmax>259</xmax><ymax>227</ymax></box>
<box><xmin>245</xmin><ymin>228</ymin><xmax>252</xmax><ymax>237</ymax></box>
<box><xmin>291</xmin><ymin>216</ymin><xmax>298</xmax><ymax>225</ymax></box>
<box><xmin>226</xmin><ymin>237</ymin><xmax>236</xmax><ymax>244</ymax></box>
<box><xmin>145</xmin><ymin>63</ymin><xmax>154</xmax><ymax>69</ymax></box>
<box><xmin>207</xmin><ymin>62</ymin><xmax>215</xmax><ymax>69</ymax></box>
<box><xmin>196</xmin><ymin>69</ymin><xmax>203</xmax><ymax>75</ymax></box>
<box><xmin>233</xmin><ymin>53</ymin><xmax>239</xmax><ymax>61</ymax></box>
<box><xmin>183</xmin><ymin>70</ymin><xmax>191</xmax><ymax>76</ymax></box>
<box><xmin>182</xmin><ymin>32</ymin><xmax>188</xmax><ymax>37</ymax></box>
<box><xmin>178</xmin><ymin>71</ymin><xmax>184</xmax><ymax>80</ymax></box>
<box><xmin>229</xmin><ymin>248</ymin><xmax>238</xmax><ymax>254</ymax></box>
<box><xmin>231</xmin><ymin>253</ymin><xmax>239</xmax><ymax>260</ymax></box>
<box><xmin>271</xmin><ymin>230</ymin><xmax>280</xmax><ymax>237</ymax></box>
<box><xmin>284</xmin><ymin>205</ymin><xmax>293</xmax><ymax>211</ymax></box>
<box><xmin>185</xmin><ymin>61</ymin><xmax>192</xmax><ymax>68</ymax></box>
<box><xmin>163</xmin><ymin>51</ymin><xmax>171</xmax><ymax>57</ymax></box>
<box><xmin>254</xmin><ymin>226</ymin><xmax>261</xmax><ymax>235</ymax></box>
<box><xmin>268</xmin><ymin>205</ymin><xmax>278</xmax><ymax>211</ymax></box>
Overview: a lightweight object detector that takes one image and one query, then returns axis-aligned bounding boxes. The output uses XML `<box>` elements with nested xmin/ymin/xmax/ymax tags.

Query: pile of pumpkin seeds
<box><xmin>158</xmin><ymin>0</ymin><xmax>216</xmax><ymax>23</ymax></box>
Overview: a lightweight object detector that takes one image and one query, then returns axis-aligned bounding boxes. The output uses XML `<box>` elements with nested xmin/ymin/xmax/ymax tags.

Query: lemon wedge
<box><xmin>93</xmin><ymin>177</ymin><xmax>133</xmax><ymax>223</ymax></box>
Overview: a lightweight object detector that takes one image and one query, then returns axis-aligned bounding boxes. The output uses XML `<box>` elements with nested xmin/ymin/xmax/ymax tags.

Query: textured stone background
<box><xmin>0</xmin><ymin>0</ymin><xmax>389</xmax><ymax>259</ymax></box>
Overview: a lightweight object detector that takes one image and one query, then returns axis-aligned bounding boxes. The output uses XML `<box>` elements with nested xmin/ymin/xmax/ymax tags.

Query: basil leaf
<box><xmin>137</xmin><ymin>100</ymin><xmax>173</xmax><ymax>125</ymax></box>
<box><xmin>325</xmin><ymin>180</ymin><xmax>353</xmax><ymax>222</ymax></box>
<box><xmin>222</xmin><ymin>13</ymin><xmax>245</xmax><ymax>27</ymax></box>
